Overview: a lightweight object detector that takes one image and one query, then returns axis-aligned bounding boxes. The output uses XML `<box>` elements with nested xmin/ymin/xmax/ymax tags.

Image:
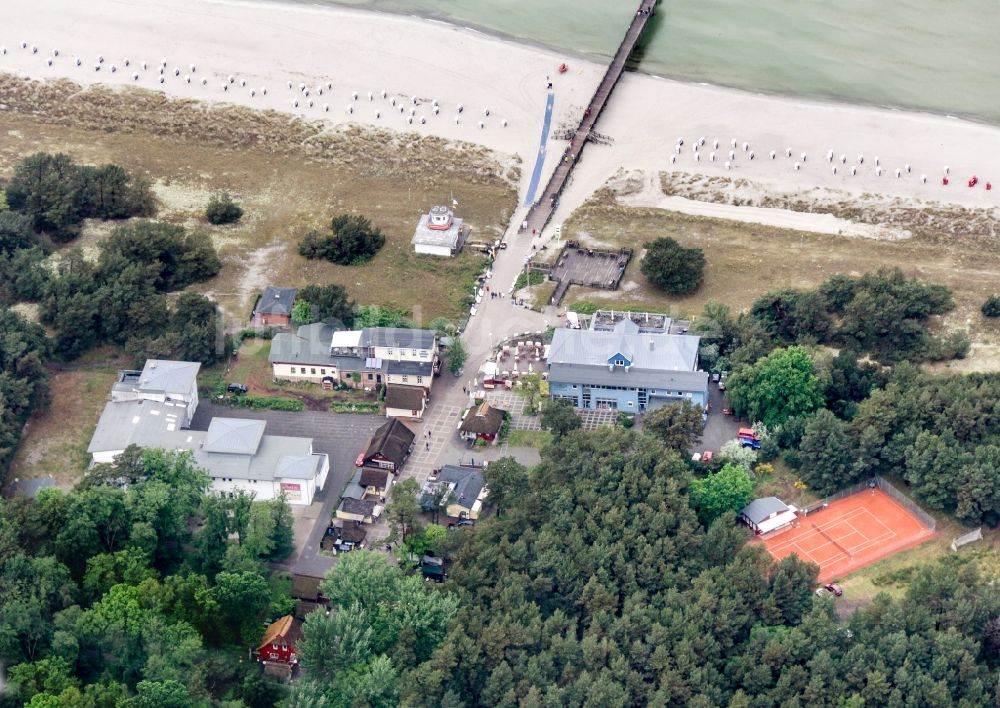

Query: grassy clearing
<box><xmin>507</xmin><ymin>429</ymin><xmax>552</xmax><ymax>448</ymax></box>
<box><xmin>514</xmin><ymin>271</ymin><xmax>546</xmax><ymax>290</ymax></box>
<box><xmin>0</xmin><ymin>75</ymin><xmax>516</xmax><ymax>326</ymax></box>
<box><xmin>560</xmin><ymin>190</ymin><xmax>1000</xmax><ymax>358</ymax></box>
<box><xmin>9</xmin><ymin>366</ymin><xmax>122</xmax><ymax>489</ymax></box>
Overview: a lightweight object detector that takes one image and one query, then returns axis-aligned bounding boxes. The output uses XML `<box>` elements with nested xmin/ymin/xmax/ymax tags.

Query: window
<box><xmin>387</xmin><ymin>348</ymin><xmax>394</xmax><ymax>355</ymax></box>
<box><xmin>627</xmin><ymin>401</ymin><xmax>634</xmax><ymax>407</ymax></box>
<box><xmin>417</xmin><ymin>376</ymin><xmax>423</xmax><ymax>384</ymax></box>
<box><xmin>402</xmin><ymin>375</ymin><xmax>409</xmax><ymax>383</ymax></box>
<box><xmin>614</xmin><ymin>358</ymin><xmax>626</xmax><ymax>366</ymax></box>
<box><xmin>411</xmin><ymin>349</ymin><xmax>418</xmax><ymax>357</ymax></box>
<box><xmin>367</xmin><ymin>373</ymin><xmax>374</xmax><ymax>380</ymax></box>
<box><xmin>419</xmin><ymin>350</ymin><xmax>428</xmax><ymax>358</ymax></box>
<box><xmin>572</xmin><ymin>384</ymin><xmax>578</xmax><ymax>389</ymax></box>
<box><xmin>272</xmin><ymin>643</ymin><xmax>278</xmax><ymax>650</ymax></box>
<box><xmin>269</xmin><ymin>652</ymin><xmax>278</xmax><ymax>660</ymax></box>
<box><xmin>321</xmin><ymin>369</ymin><xmax>326</xmax><ymax>375</ymax></box>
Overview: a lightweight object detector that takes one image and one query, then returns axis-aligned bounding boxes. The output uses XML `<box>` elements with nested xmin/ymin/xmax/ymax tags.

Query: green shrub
<box><xmin>298</xmin><ymin>213</ymin><xmax>385</xmax><ymax>265</ymax></box>
<box><xmin>640</xmin><ymin>237</ymin><xmax>705</xmax><ymax>295</ymax></box>
<box><xmin>224</xmin><ymin>395</ymin><xmax>304</xmax><ymax>412</ymax></box>
<box><xmin>331</xmin><ymin>401</ymin><xmax>380</xmax><ymax>414</ymax></box>
<box><xmin>205</xmin><ymin>192</ymin><xmax>244</xmax><ymax>225</ymax></box>
<box><xmin>236</xmin><ymin>327</ymin><xmax>277</xmax><ymax>343</ymax></box>
<box><xmin>567</xmin><ymin>302</ymin><xmax>600</xmax><ymax>314</ymax></box>
<box><xmin>983</xmin><ymin>296</ymin><xmax>1000</xmax><ymax>317</ymax></box>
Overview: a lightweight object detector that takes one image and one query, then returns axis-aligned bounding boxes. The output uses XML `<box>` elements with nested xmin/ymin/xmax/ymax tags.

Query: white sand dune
<box><xmin>2</xmin><ymin>0</ymin><xmax>999</xmax><ymax>221</ymax></box>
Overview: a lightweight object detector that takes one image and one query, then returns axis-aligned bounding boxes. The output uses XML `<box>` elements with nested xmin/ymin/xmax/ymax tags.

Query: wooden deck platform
<box><xmin>521</xmin><ymin>0</ymin><xmax>659</xmax><ymax>238</ymax></box>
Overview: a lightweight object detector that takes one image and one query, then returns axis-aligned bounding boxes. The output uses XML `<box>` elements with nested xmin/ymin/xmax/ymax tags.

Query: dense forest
<box><xmin>384</xmin><ymin>429</ymin><xmax>998</xmax><ymax>706</ymax></box>
<box><xmin>691</xmin><ymin>269</ymin><xmax>1000</xmax><ymax>524</ymax></box>
<box><xmin>0</xmin><ymin>447</ymin><xmax>298</xmax><ymax>706</ymax></box>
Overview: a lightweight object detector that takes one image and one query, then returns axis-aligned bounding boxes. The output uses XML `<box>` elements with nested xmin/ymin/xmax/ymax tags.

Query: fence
<box><xmin>799</xmin><ymin>476</ymin><xmax>937</xmax><ymax>531</ymax></box>
<box><xmin>875</xmin><ymin>476</ymin><xmax>937</xmax><ymax>531</ymax></box>
<box><xmin>799</xmin><ymin>479</ymin><xmax>872</xmax><ymax>516</ymax></box>
<box><xmin>951</xmin><ymin>527</ymin><xmax>983</xmax><ymax>552</ymax></box>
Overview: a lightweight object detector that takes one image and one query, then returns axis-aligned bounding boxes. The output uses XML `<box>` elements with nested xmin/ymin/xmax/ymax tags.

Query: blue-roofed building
<box><xmin>547</xmin><ymin>317</ymin><xmax>708</xmax><ymax>412</ymax></box>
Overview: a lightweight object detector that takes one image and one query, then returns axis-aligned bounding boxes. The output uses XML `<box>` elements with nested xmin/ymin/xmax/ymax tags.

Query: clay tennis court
<box><xmin>762</xmin><ymin>489</ymin><xmax>936</xmax><ymax>582</ymax></box>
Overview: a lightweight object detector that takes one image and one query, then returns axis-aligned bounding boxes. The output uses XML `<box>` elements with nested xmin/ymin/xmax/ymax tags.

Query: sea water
<box><xmin>305</xmin><ymin>0</ymin><xmax>1000</xmax><ymax>125</ymax></box>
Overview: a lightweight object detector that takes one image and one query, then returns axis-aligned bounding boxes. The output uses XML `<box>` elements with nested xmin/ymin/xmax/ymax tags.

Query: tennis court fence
<box><xmin>799</xmin><ymin>476</ymin><xmax>936</xmax><ymax>531</ymax></box>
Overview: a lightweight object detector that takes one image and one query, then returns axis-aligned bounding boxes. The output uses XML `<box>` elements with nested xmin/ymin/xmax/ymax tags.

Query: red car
<box><xmin>355</xmin><ymin>453</ymin><xmax>365</xmax><ymax>467</ymax></box>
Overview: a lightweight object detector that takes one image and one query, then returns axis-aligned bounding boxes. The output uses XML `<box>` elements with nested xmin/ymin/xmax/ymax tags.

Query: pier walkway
<box><xmin>522</xmin><ymin>0</ymin><xmax>658</xmax><ymax>236</ymax></box>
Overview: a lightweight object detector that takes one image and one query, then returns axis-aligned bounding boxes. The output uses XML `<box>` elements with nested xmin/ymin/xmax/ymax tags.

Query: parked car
<box><xmin>738</xmin><ymin>427</ymin><xmax>761</xmax><ymax>449</ymax></box>
<box><xmin>448</xmin><ymin>518</ymin><xmax>475</xmax><ymax>529</ymax></box>
<box><xmin>355</xmin><ymin>453</ymin><xmax>366</xmax><ymax>467</ymax></box>
<box><xmin>227</xmin><ymin>383</ymin><xmax>248</xmax><ymax>394</ymax></box>
<box><xmin>815</xmin><ymin>583</ymin><xmax>843</xmax><ymax>597</ymax></box>
<box><xmin>701</xmin><ymin>451</ymin><xmax>714</xmax><ymax>462</ymax></box>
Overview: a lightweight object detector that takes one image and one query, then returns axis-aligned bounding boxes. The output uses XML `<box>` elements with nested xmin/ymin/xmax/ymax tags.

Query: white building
<box><xmin>110</xmin><ymin>359</ymin><xmax>201</xmax><ymax>424</ymax></box>
<box><xmin>411</xmin><ymin>205</ymin><xmax>469</xmax><ymax>257</ymax></box>
<box><xmin>87</xmin><ymin>360</ymin><xmax>329</xmax><ymax>505</ymax></box>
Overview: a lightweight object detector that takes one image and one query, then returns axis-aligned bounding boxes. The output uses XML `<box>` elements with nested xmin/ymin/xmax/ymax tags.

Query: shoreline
<box><xmin>307</xmin><ymin>0</ymin><xmax>1000</xmax><ymax>130</ymax></box>
<box><xmin>1</xmin><ymin>0</ymin><xmax>999</xmax><ymax>229</ymax></box>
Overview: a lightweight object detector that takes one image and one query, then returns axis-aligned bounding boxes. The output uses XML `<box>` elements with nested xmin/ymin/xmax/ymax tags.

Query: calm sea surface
<box><xmin>301</xmin><ymin>0</ymin><xmax>1000</xmax><ymax>124</ymax></box>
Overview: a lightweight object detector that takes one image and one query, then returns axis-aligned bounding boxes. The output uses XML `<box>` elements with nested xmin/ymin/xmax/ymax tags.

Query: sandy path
<box><xmin>617</xmin><ymin>172</ymin><xmax>890</xmax><ymax>239</ymax></box>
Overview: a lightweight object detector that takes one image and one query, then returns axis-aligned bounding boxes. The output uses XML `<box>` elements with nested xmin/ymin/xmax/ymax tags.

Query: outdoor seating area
<box><xmin>485</xmin><ymin>340</ymin><xmax>549</xmax><ymax>386</ymax></box>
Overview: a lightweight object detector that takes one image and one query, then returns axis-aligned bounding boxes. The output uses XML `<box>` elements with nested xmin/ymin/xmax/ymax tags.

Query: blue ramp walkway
<box><xmin>523</xmin><ymin>91</ymin><xmax>555</xmax><ymax>206</ymax></box>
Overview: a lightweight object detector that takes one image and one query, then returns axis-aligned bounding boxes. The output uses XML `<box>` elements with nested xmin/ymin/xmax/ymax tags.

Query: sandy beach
<box><xmin>2</xmin><ymin>0</ymin><xmax>1000</xmax><ymax>232</ymax></box>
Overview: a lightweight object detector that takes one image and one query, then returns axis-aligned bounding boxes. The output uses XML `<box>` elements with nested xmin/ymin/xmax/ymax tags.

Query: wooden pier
<box><xmin>522</xmin><ymin>0</ymin><xmax>658</xmax><ymax>236</ymax></box>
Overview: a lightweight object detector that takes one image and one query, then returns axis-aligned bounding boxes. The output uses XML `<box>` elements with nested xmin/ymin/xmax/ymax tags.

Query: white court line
<box><xmin>767</xmin><ymin>506</ymin><xmax>869</xmax><ymax>553</ymax></box>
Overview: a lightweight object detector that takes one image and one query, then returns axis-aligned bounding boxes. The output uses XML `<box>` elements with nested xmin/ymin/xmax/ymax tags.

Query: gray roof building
<box><xmin>89</xmin><ymin>406</ymin><xmax>322</xmax><ymax>484</ymax></box>
<box><xmin>269</xmin><ymin>324</ymin><xmax>436</xmax><ymax>371</ymax></box>
<box><xmin>136</xmin><ymin>360</ymin><xmax>201</xmax><ymax>396</ymax></box>
<box><xmin>342</xmin><ymin>470</ymin><xmax>365</xmax><ymax>500</ymax></box>
<box><xmin>255</xmin><ymin>286</ymin><xmax>298</xmax><ymax>317</ymax></box>
<box><xmin>361</xmin><ymin>327</ymin><xmax>436</xmax><ymax>350</ymax></box>
<box><xmin>269</xmin><ymin>323</ymin><xmax>345</xmax><ymax>369</ymax></box>
<box><xmin>421</xmin><ymin>465</ymin><xmax>485</xmax><ymax>516</ymax></box>
<box><xmin>112</xmin><ymin>360</ymin><xmax>200</xmax><ymax>400</ymax></box>
<box><xmin>548</xmin><ymin>319</ymin><xmax>706</xmax><ymax>390</ymax></box>
<box><xmin>384</xmin><ymin>360</ymin><xmax>434</xmax><ymax>376</ymax></box>
<box><xmin>195</xmin><ymin>434</ymin><xmax>315</xmax><ymax>482</ymax></box>
<box><xmin>203</xmin><ymin>418</ymin><xmax>266</xmax><ymax>455</ymax></box>
<box><xmin>411</xmin><ymin>207</ymin><xmax>468</xmax><ymax>255</ymax></box>
<box><xmin>87</xmin><ymin>400</ymin><xmax>189</xmax><ymax>455</ymax></box>
<box><xmin>740</xmin><ymin>497</ymin><xmax>791</xmax><ymax>524</ymax></box>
